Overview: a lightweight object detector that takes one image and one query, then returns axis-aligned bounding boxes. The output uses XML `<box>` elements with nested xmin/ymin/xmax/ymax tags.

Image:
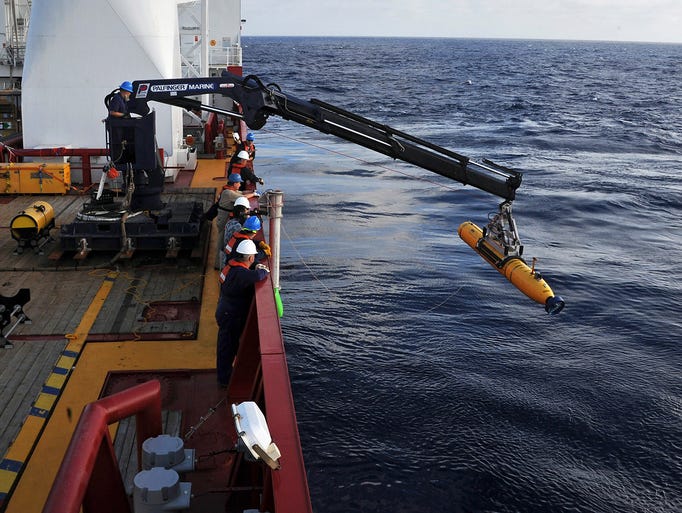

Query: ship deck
<box><xmin>0</xmin><ymin>159</ymin><xmax>310</xmax><ymax>512</ymax></box>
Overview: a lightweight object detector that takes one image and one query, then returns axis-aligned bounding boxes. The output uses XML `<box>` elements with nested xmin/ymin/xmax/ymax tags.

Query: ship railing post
<box><xmin>267</xmin><ymin>190</ymin><xmax>283</xmax><ymax>292</ymax></box>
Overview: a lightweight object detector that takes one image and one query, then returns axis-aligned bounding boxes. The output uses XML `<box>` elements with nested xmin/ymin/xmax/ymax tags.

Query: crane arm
<box><xmin>114</xmin><ymin>71</ymin><xmax>563</xmax><ymax>314</ymax></box>
<box><xmin>128</xmin><ymin>72</ymin><xmax>522</xmax><ymax>201</ymax></box>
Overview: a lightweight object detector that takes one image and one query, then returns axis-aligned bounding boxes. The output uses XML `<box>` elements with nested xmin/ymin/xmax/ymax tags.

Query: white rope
<box><xmin>257</xmin><ymin>129</ymin><xmax>463</xmax><ymax>192</ymax></box>
<box><xmin>259</xmin><ymin>130</ymin><xmax>466</xmax><ymax>316</ymax></box>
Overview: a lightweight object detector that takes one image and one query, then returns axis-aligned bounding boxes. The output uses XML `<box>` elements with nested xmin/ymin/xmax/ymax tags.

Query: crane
<box><xmin>72</xmin><ymin>71</ymin><xmax>564</xmax><ymax>313</ymax></box>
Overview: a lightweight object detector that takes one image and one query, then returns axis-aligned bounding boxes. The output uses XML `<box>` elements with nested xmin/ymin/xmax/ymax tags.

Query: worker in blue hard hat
<box><xmin>108</xmin><ymin>81</ymin><xmax>133</xmax><ymax>119</ymax></box>
<box><xmin>240</xmin><ymin>132</ymin><xmax>256</xmax><ymax>159</ymax></box>
<box><xmin>224</xmin><ymin>215</ymin><xmax>270</xmax><ymax>263</ymax></box>
<box><xmin>235</xmin><ymin>132</ymin><xmax>256</xmax><ymax>157</ymax></box>
<box><xmin>236</xmin><ymin>132</ymin><xmax>259</xmax><ymax>188</ymax></box>
<box><xmin>105</xmin><ymin>81</ymin><xmax>135</xmax><ymax>175</ymax></box>
<box><xmin>214</xmin><ymin>174</ymin><xmax>259</xmax><ymax>268</ymax></box>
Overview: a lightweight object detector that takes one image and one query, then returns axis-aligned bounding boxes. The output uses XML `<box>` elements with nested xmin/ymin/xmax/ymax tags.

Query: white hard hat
<box><xmin>237</xmin><ymin>150</ymin><xmax>250</xmax><ymax>160</ymax></box>
<box><xmin>234</xmin><ymin>196</ymin><xmax>250</xmax><ymax>209</ymax></box>
<box><xmin>236</xmin><ymin>239</ymin><xmax>258</xmax><ymax>255</ymax></box>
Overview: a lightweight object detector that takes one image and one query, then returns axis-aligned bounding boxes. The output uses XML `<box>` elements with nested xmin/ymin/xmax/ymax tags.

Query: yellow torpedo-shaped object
<box><xmin>458</xmin><ymin>221</ymin><xmax>565</xmax><ymax>314</ymax></box>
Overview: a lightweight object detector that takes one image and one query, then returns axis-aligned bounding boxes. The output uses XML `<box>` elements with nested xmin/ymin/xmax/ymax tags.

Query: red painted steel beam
<box><xmin>254</xmin><ymin>278</ymin><xmax>313</xmax><ymax>513</ymax></box>
<box><xmin>0</xmin><ymin>145</ymin><xmax>110</xmax><ymax>186</ymax></box>
<box><xmin>229</xmin><ymin>306</ymin><xmax>263</xmax><ymax>402</ymax></box>
<box><xmin>0</xmin><ymin>146</ymin><xmax>108</xmax><ymax>157</ymax></box>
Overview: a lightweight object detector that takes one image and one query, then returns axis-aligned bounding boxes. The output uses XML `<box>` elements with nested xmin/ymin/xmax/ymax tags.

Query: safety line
<box><xmin>257</xmin><ymin>128</ymin><xmax>464</xmax><ymax>192</ymax></box>
<box><xmin>280</xmin><ymin>221</ymin><xmax>463</xmax><ymax>317</ymax></box>
<box><xmin>0</xmin><ymin>271</ymin><xmax>119</xmax><ymax>508</ymax></box>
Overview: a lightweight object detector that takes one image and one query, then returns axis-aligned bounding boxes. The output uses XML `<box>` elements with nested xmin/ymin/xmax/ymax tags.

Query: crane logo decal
<box><xmin>146</xmin><ymin>83</ymin><xmax>216</xmax><ymax>94</ymax></box>
<box><xmin>136</xmin><ymin>83</ymin><xmax>150</xmax><ymax>98</ymax></box>
<box><xmin>151</xmin><ymin>83</ymin><xmax>188</xmax><ymax>93</ymax></box>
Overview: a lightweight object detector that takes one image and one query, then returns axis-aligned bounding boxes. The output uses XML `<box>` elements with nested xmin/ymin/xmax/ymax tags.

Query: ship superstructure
<box><xmin>0</xmin><ymin>0</ymin><xmax>30</xmax><ymax>88</ymax></box>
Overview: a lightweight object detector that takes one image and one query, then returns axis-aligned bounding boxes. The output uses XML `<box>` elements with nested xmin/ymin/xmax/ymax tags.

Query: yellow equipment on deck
<box><xmin>1</xmin><ymin>163</ymin><xmax>71</xmax><ymax>194</ymax></box>
<box><xmin>10</xmin><ymin>201</ymin><xmax>56</xmax><ymax>254</ymax></box>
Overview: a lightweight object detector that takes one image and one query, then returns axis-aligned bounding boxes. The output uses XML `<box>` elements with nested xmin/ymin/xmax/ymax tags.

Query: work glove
<box><xmin>255</xmin><ymin>263</ymin><xmax>270</xmax><ymax>273</ymax></box>
<box><xmin>258</xmin><ymin>241</ymin><xmax>272</xmax><ymax>257</ymax></box>
<box><xmin>257</xmin><ymin>177</ymin><xmax>264</xmax><ymax>185</ymax></box>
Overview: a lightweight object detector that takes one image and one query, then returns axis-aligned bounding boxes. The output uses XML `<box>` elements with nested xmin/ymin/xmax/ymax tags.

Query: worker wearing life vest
<box><xmin>233</xmin><ymin>145</ymin><xmax>263</xmax><ymax>192</ymax></box>
<box><xmin>214</xmin><ymin>175</ymin><xmax>260</xmax><ymax>269</ymax></box>
<box><xmin>238</xmin><ymin>132</ymin><xmax>257</xmax><ymax>167</ymax></box>
<box><xmin>215</xmin><ymin>239</ymin><xmax>269</xmax><ymax>387</ymax></box>
<box><xmin>226</xmin><ymin>149</ymin><xmax>249</xmax><ymax>178</ymax></box>
<box><xmin>220</xmin><ymin>196</ymin><xmax>251</xmax><ymax>269</ymax></box>
<box><xmin>224</xmin><ymin>216</ymin><xmax>270</xmax><ymax>262</ymax></box>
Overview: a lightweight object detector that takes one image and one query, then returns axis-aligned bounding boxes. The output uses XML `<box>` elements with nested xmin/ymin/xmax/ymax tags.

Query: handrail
<box><xmin>254</xmin><ymin>276</ymin><xmax>313</xmax><ymax>513</ymax></box>
<box><xmin>39</xmin><ymin>272</ymin><xmax>311</xmax><ymax>512</ymax></box>
<box><xmin>42</xmin><ymin>380</ymin><xmax>162</xmax><ymax>513</ymax></box>
<box><xmin>0</xmin><ymin>145</ymin><xmax>109</xmax><ymax>186</ymax></box>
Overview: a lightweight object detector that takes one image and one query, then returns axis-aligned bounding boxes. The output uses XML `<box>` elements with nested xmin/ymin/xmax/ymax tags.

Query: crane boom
<box><xmin>127</xmin><ymin>72</ymin><xmax>522</xmax><ymax>201</ymax></box>
<box><xmin>104</xmin><ymin>70</ymin><xmax>562</xmax><ymax>314</ymax></box>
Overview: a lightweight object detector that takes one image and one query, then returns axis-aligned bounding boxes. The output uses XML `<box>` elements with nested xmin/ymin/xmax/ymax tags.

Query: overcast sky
<box><xmin>241</xmin><ymin>0</ymin><xmax>682</xmax><ymax>44</ymax></box>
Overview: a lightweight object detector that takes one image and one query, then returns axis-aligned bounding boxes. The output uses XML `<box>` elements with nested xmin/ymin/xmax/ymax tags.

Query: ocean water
<box><xmin>243</xmin><ymin>37</ymin><xmax>682</xmax><ymax>513</ymax></box>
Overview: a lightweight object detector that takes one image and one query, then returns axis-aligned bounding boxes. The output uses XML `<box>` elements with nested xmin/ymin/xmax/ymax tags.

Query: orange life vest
<box><xmin>218</xmin><ymin>259</ymin><xmax>250</xmax><ymax>283</ymax></box>
<box><xmin>224</xmin><ymin>231</ymin><xmax>254</xmax><ymax>257</ymax></box>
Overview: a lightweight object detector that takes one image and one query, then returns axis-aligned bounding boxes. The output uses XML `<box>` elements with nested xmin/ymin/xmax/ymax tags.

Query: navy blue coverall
<box><xmin>215</xmin><ymin>260</ymin><xmax>268</xmax><ymax>386</ymax></box>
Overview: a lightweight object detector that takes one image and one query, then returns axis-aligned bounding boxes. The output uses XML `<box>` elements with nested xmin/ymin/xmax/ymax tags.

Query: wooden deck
<box><xmin>0</xmin><ymin>180</ymin><xmax>217</xmax><ymax>500</ymax></box>
<box><xmin>0</xmin><ymin>158</ymin><xmax>312</xmax><ymax>513</ymax></box>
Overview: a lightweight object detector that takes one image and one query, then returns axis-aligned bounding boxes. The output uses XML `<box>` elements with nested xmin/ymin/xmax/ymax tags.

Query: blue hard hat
<box><xmin>228</xmin><ymin>173</ymin><xmax>243</xmax><ymax>183</ymax></box>
<box><xmin>120</xmin><ymin>81</ymin><xmax>133</xmax><ymax>93</ymax></box>
<box><xmin>246</xmin><ymin>132</ymin><xmax>255</xmax><ymax>141</ymax></box>
<box><xmin>243</xmin><ymin>216</ymin><xmax>261</xmax><ymax>232</ymax></box>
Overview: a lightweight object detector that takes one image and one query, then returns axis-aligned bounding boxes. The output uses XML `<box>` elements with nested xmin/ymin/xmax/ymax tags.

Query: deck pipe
<box><xmin>268</xmin><ymin>190</ymin><xmax>284</xmax><ymax>317</ymax></box>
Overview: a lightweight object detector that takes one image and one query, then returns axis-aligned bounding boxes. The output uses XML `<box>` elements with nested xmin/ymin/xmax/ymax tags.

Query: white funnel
<box><xmin>22</xmin><ymin>0</ymin><xmax>182</xmax><ymax>153</ymax></box>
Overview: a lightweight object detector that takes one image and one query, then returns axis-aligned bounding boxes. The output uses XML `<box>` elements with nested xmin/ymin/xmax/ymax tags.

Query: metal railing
<box><xmin>42</xmin><ymin>380</ymin><xmax>162</xmax><ymax>513</ymax></box>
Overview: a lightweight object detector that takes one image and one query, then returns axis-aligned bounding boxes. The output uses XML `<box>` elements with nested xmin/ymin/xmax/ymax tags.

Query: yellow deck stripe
<box><xmin>3</xmin><ymin>160</ymin><xmax>222</xmax><ymax>509</ymax></box>
<box><xmin>0</xmin><ymin>271</ymin><xmax>119</xmax><ymax>501</ymax></box>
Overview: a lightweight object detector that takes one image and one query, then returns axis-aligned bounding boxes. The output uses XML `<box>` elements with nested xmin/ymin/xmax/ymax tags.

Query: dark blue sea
<box><xmin>243</xmin><ymin>37</ymin><xmax>682</xmax><ymax>513</ymax></box>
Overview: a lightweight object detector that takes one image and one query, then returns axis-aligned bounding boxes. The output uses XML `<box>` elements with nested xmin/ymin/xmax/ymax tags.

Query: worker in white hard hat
<box><xmin>220</xmin><ymin>196</ymin><xmax>251</xmax><ymax>268</ymax></box>
<box><xmin>215</xmin><ymin>239</ymin><xmax>269</xmax><ymax>388</ymax></box>
<box><xmin>227</xmin><ymin>149</ymin><xmax>263</xmax><ymax>192</ymax></box>
<box><xmin>214</xmin><ymin>174</ymin><xmax>259</xmax><ymax>268</ymax></box>
<box><xmin>226</xmin><ymin>149</ymin><xmax>250</xmax><ymax>178</ymax></box>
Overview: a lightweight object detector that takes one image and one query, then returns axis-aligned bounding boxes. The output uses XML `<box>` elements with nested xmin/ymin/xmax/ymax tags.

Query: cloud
<box><xmin>242</xmin><ymin>0</ymin><xmax>682</xmax><ymax>43</ymax></box>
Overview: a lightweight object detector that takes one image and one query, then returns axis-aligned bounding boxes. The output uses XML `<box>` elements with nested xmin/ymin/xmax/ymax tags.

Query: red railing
<box><xmin>40</xmin><ymin>272</ymin><xmax>312</xmax><ymax>513</ymax></box>
<box><xmin>204</xmin><ymin>112</ymin><xmax>218</xmax><ymax>155</ymax></box>
<box><xmin>0</xmin><ymin>143</ymin><xmax>109</xmax><ymax>188</ymax></box>
<box><xmin>231</xmin><ymin>276</ymin><xmax>313</xmax><ymax>513</ymax></box>
<box><xmin>42</xmin><ymin>380</ymin><xmax>162</xmax><ymax>513</ymax></box>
